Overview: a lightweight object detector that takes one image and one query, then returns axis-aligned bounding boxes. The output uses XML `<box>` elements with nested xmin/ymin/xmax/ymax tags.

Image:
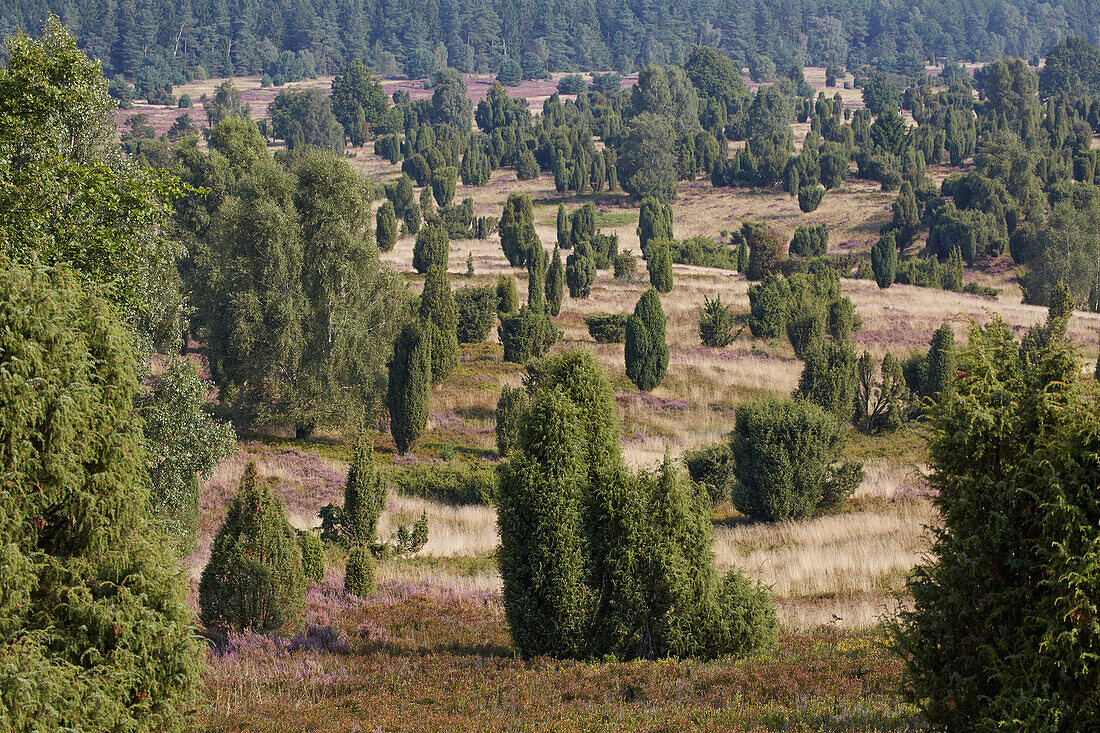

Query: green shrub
<box><xmin>546</xmin><ymin>246</ymin><xmax>565</xmax><ymax>315</ymax></box>
<box><xmin>854</xmin><ymin>352</ymin><xmax>908</xmax><ymax>434</ymax></box>
<box><xmin>557</xmin><ymin>73</ymin><xmax>587</xmax><ymax>94</ymax></box>
<box><xmin>430</xmin><ymin>165</ymin><xmax>458</xmax><ymax>207</ymax></box>
<box><xmin>894</xmin><ymin>316</ymin><xmax>1100</xmax><ymax>730</ymax></box>
<box><xmin>556</xmin><ymin>204</ymin><xmax>570</xmax><ymax>248</ymax></box>
<box><xmin>496</xmin><ymin>274</ymin><xmax>519</xmax><ymax>313</ymax></box>
<box><xmin>625</xmin><ymin>289</ymin><xmax>669</xmax><ymax>391</ymax></box>
<box><xmin>388</xmin><ymin>461</ymin><xmax>499</xmax><ymax>505</ymax></box>
<box><xmin>344</xmin><ymin>544</ymin><xmax>374</xmax><ymax>597</ymax></box>
<box><xmin>499</xmin><ymin>307</ymin><xmax>560</xmax><ymax>363</ymax></box>
<box><xmin>942</xmin><ymin>246</ymin><xmax>964</xmax><ymax>292</ymax></box>
<box><xmin>412</xmin><ymin>224</ymin><xmax>449</xmax><ymax>273</ymax></box>
<box><xmin>376</xmin><ymin>200</ymin><xmax>398</xmax><ymax>252</ymax></box>
<box><xmin>496</xmin><ymin>385</ymin><xmax>528</xmax><ymax>456</ymax></box>
<box><xmin>590</xmin><ymin>232</ymin><xmax>619</xmax><ymax>269</ymax></box>
<box><xmin>419</xmin><ymin>266</ymin><xmax>460</xmax><ymax>382</ymax></box>
<box><xmin>827</xmin><ymin>297</ymin><xmax>856</xmax><ymax>341</ymax></box>
<box><xmin>570</xmin><ymin>203</ymin><xmax>597</xmax><ymax>248</ymax></box>
<box><xmin>741</xmin><ymin>222</ymin><xmax>785</xmax><ymax>280</ymax></box>
<box><xmin>646</xmin><ymin>237</ymin><xmax>674</xmax><ymax>292</ymax></box>
<box><xmin>788</xmin><ymin>224</ymin><xmax>828</xmax><ymax>257</ymax></box>
<box><xmin>670</xmin><ymin>235</ymin><xmax>739</xmax><ymax>268</ymax></box>
<box><xmin>924</xmin><ymin>323</ymin><xmax>956</xmax><ymax>402</ymax></box>
<box><xmin>638</xmin><ymin>196</ymin><xmax>673</xmax><ymax>252</ymax></box>
<box><xmin>387</xmin><ymin>322</ymin><xmax>432</xmax><ymax>453</ymax></box>
<box><xmin>500</xmin><ymin>193</ymin><xmax>539</xmax><ymax>267</ymax></box>
<box><xmin>200</xmin><ymin>463</ymin><xmax>306</xmax><ymax>631</ymax></box>
<box><xmin>719</xmin><ymin>569</ymin><xmax>780</xmax><ymax>654</ymax></box>
<box><xmin>614</xmin><ymin>251</ymin><xmax>637</xmax><ymax>280</ymax></box>
<box><xmin>785</xmin><ymin>292</ymin><xmax>827</xmax><ymax>359</ymax></box>
<box><xmin>683</xmin><ymin>442</ymin><xmax>735</xmax><ymax>504</ymax></box>
<box><xmin>747</xmin><ymin>273</ymin><xmax>791</xmax><ymax>339</ymax></box>
<box><xmin>342</xmin><ymin>436</ymin><xmax>386</xmax><ymax>544</ymax></box>
<box><xmin>795</xmin><ymin>338</ymin><xmax>858</xmax><ymax>421</ymax></box>
<box><xmin>699</xmin><ymin>294</ymin><xmax>736</xmax><ymax>347</ymax></box>
<box><xmin>731</xmin><ymin>398</ymin><xmax>863</xmax><ymax>521</ymax></box>
<box><xmin>455</xmin><ymin>285</ymin><xmax>497</xmax><ymax>343</ymax></box>
<box><xmin>797</xmin><ymin>184</ymin><xmax>825</xmax><ymax>213</ymax></box>
<box><xmin>871</xmin><ymin>231</ymin><xmax>897</xmax><ymax>288</ymax></box>
<box><xmin>585</xmin><ymin>312</ymin><xmax>628</xmax><ymax>343</ymax></box>
<box><xmin>565</xmin><ymin>240</ymin><xmax>596</xmax><ymax>298</ymax></box>
<box><xmin>299</xmin><ymin>531</ymin><xmax>326</xmax><ymax>582</ymax></box>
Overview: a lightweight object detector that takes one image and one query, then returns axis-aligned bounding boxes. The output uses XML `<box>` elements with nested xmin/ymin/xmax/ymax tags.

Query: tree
<box><xmin>204</xmin><ymin>79</ymin><xmax>250</xmax><ymax>127</ymax></box>
<box><xmin>431</xmin><ymin>165</ymin><xmax>458</xmax><ymax>207</ymax></box>
<box><xmin>376</xmin><ymin>200</ymin><xmax>398</xmax><ymax>251</ymax></box>
<box><xmin>419</xmin><ymin>265</ymin><xmax>460</xmax><ymax>382</ymax></box>
<box><xmin>854</xmin><ymin>352</ymin><xmax>908</xmax><ymax>434</ymax></box>
<box><xmin>891</xmin><ymin>182</ymin><xmax>920</xmax><ymax>249</ymax></box>
<box><xmin>731</xmin><ymin>398</ymin><xmax>862</xmax><ymax>521</ymax></box>
<box><xmin>138</xmin><ymin>357</ymin><xmax>236</xmax><ymax>551</ymax></box>
<box><xmin>797</xmin><ymin>184</ymin><xmax>825</xmax><ymax>213</ymax></box>
<box><xmin>862</xmin><ymin>72</ymin><xmax>900</xmax><ymax>115</ymax></box>
<box><xmin>638</xmin><ymin>197</ymin><xmax>674</xmax><ymax>253</ymax></box>
<box><xmin>496</xmin><ymin>274</ymin><xmax>519</xmax><ymax>313</ymax></box>
<box><xmin>412</xmin><ymin>224</ymin><xmax>450</xmax><ymax>273</ymax></box>
<box><xmin>570</xmin><ymin>203</ymin><xmax>597</xmax><ymax>249</ymax></box>
<box><xmin>496</xmin><ymin>57</ymin><xmax>522</xmax><ymax>86</ymax></box>
<box><xmin>345</xmin><ymin>543</ymin><xmax>375</xmax><ymax>596</ymax></box>
<box><xmin>743</xmin><ymin>223</ymin><xmax>785</xmax><ymax>281</ymax></box>
<box><xmin>617</xmin><ymin>112</ymin><xmax>678</xmax><ymax>202</ymax></box>
<box><xmin>894</xmin><ymin>315</ymin><xmax>1100</xmax><ymax>730</ymax></box>
<box><xmin>269</xmin><ymin>88</ymin><xmax>345</xmax><ymax>153</ymax></box>
<box><xmin>871</xmin><ymin>232</ymin><xmax>897</xmax><ymax>288</ymax></box>
<box><xmin>499</xmin><ymin>307</ymin><xmax>559</xmax><ymax>364</ymax></box>
<box><xmin>942</xmin><ymin>246</ymin><xmax>964</xmax><ymax>292</ymax></box>
<box><xmin>343</xmin><ymin>436</ymin><xmax>386</xmax><ymax>544</ymax></box>
<box><xmin>556</xmin><ymin>204</ymin><xmax>570</xmax><ymax>249</ymax></box>
<box><xmin>432</xmin><ymin>67</ymin><xmax>472</xmax><ymax>128</ymax></box>
<box><xmin>698</xmin><ymin>294</ymin><xmax>735</xmax><ymax>347</ymax></box>
<box><xmin>546</xmin><ymin>246</ymin><xmax>564</xmax><ymax>316</ymax></box>
<box><xmin>745</xmin><ymin>85</ymin><xmax>791</xmax><ymax>142</ymax></box>
<box><xmin>526</xmin><ymin>245</ymin><xmax>548</xmax><ymax>313</ymax></box>
<box><xmin>0</xmin><ymin>265</ymin><xmax>203</xmax><ymax>731</ymax></box>
<box><xmin>565</xmin><ymin>240</ymin><xmax>596</xmax><ymax>298</ymax></box>
<box><xmin>794</xmin><ymin>339</ymin><xmax>858</xmax><ymax>421</ymax></box>
<box><xmin>684</xmin><ymin>45</ymin><xmax>749</xmax><ymax>109</ymax></box>
<box><xmin>625</xmin><ymin>289</ymin><xmax>669</xmax><ymax>391</ymax></box>
<box><xmin>495</xmin><ymin>385</ymin><xmax>528</xmax><ymax>455</ymax></box>
<box><xmin>200</xmin><ymin>463</ymin><xmax>306</xmax><ymax>631</ymax></box>
<box><xmin>387</xmin><ymin>322</ymin><xmax>432</xmax><ymax>454</ymax></box>
<box><xmin>331</xmin><ymin>60</ymin><xmax>390</xmax><ymax>145</ymax></box>
<box><xmin>499</xmin><ymin>193</ymin><xmax>538</xmax><ymax>267</ymax></box>
<box><xmin>924</xmin><ymin>323</ymin><xmax>956</xmax><ymax>401</ymax></box>
<box><xmin>455</xmin><ymin>285</ymin><xmax>497</xmax><ymax>343</ymax></box>
<box><xmin>646</xmin><ymin>238</ymin><xmax>674</xmax><ymax>292</ymax></box>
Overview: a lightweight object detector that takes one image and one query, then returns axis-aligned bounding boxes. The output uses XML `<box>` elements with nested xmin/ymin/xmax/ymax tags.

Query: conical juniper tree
<box><xmin>893</xmin><ymin>315</ymin><xmax>1100</xmax><ymax>730</ymax></box>
<box><xmin>646</xmin><ymin>237</ymin><xmax>674</xmax><ymax>292</ymax></box>
<box><xmin>556</xmin><ymin>203</ymin><xmax>570</xmax><ymax>249</ymax></box>
<box><xmin>199</xmin><ymin>462</ymin><xmax>306</xmax><ymax>632</ymax></box>
<box><xmin>526</xmin><ymin>244</ymin><xmax>547</xmax><ymax>313</ymax></box>
<box><xmin>412</xmin><ymin>224</ymin><xmax>450</xmax><ymax>274</ymax></box>
<box><xmin>546</xmin><ymin>246</ymin><xmax>564</xmax><ymax>315</ymax></box>
<box><xmin>0</xmin><ymin>265</ymin><xmax>204</xmax><ymax>732</ymax></box>
<box><xmin>638</xmin><ymin>196</ymin><xmax>673</xmax><ymax>254</ymax></box>
<box><xmin>625</xmin><ymin>288</ymin><xmax>669</xmax><ymax>391</ymax></box>
<box><xmin>565</xmin><ymin>239</ymin><xmax>597</xmax><ymax>298</ymax></box>
<box><xmin>387</xmin><ymin>321</ymin><xmax>432</xmax><ymax>453</ymax></box>
<box><xmin>418</xmin><ymin>265</ymin><xmax>459</xmax><ymax>382</ymax></box>
<box><xmin>376</xmin><ymin>200</ymin><xmax>398</xmax><ymax>252</ymax></box>
<box><xmin>342</xmin><ymin>435</ymin><xmax>386</xmax><ymax>545</ymax></box>
<box><xmin>500</xmin><ymin>193</ymin><xmax>538</xmax><ymax>267</ymax></box>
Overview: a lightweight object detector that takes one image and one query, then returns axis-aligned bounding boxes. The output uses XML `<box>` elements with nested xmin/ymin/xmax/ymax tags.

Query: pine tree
<box><xmin>638</xmin><ymin>196</ymin><xmax>673</xmax><ymax>253</ymax></box>
<box><xmin>387</xmin><ymin>322</ymin><xmax>432</xmax><ymax>453</ymax></box>
<box><xmin>698</xmin><ymin>294</ymin><xmax>736</xmax><ymax>347</ymax></box>
<box><xmin>871</xmin><ymin>231</ymin><xmax>897</xmax><ymax>288</ymax></box>
<box><xmin>343</xmin><ymin>435</ymin><xmax>386</xmax><ymax>545</ymax></box>
<box><xmin>546</xmin><ymin>246</ymin><xmax>565</xmax><ymax>316</ymax></box>
<box><xmin>646</xmin><ymin>238</ymin><xmax>674</xmax><ymax>292</ymax></box>
<box><xmin>412</xmin><ymin>224</ymin><xmax>450</xmax><ymax>273</ymax></box>
<box><xmin>625</xmin><ymin>289</ymin><xmax>670</xmax><ymax>391</ymax></box>
<box><xmin>419</xmin><ymin>265</ymin><xmax>460</xmax><ymax>382</ymax></box>
<box><xmin>200</xmin><ymin>463</ymin><xmax>306</xmax><ymax>632</ymax></box>
<box><xmin>924</xmin><ymin>323</ymin><xmax>956</xmax><ymax>401</ymax></box>
<box><xmin>376</xmin><ymin>200</ymin><xmax>398</xmax><ymax>252</ymax></box>
<box><xmin>0</xmin><ymin>265</ymin><xmax>203</xmax><ymax>731</ymax></box>
<box><xmin>556</xmin><ymin>204</ymin><xmax>570</xmax><ymax>249</ymax></box>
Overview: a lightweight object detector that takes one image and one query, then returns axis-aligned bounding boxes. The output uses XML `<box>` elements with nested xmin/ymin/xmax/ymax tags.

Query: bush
<box><xmin>496</xmin><ymin>385</ymin><xmax>528</xmax><ymax>456</ymax></box>
<box><xmin>200</xmin><ymin>463</ymin><xmax>306</xmax><ymax>631</ymax></box>
<box><xmin>731</xmin><ymin>399</ymin><xmax>863</xmax><ymax>521</ymax></box>
<box><xmin>646</xmin><ymin>237</ymin><xmax>674</xmax><ymax>292</ymax></box>
<box><xmin>557</xmin><ymin>73</ymin><xmax>587</xmax><ymax>94</ymax></box>
<box><xmin>785</xmin><ymin>292</ymin><xmax>827</xmax><ymax>359</ymax></box>
<box><xmin>924</xmin><ymin>323</ymin><xmax>956</xmax><ymax>402</ymax></box>
<box><xmin>430</xmin><ymin>165</ymin><xmax>458</xmax><ymax>207</ymax></box>
<box><xmin>871</xmin><ymin>231</ymin><xmax>897</xmax><ymax>288</ymax></box>
<box><xmin>827</xmin><ymin>297</ymin><xmax>856</xmax><ymax>340</ymax></box>
<box><xmin>342</xmin><ymin>436</ymin><xmax>386</xmax><ymax>545</ymax></box>
<box><xmin>670</xmin><ymin>236</ymin><xmax>739</xmax><ymax>268</ymax></box>
<box><xmin>545</xmin><ymin>247</ymin><xmax>564</xmax><ymax>316</ymax></box>
<box><xmin>455</xmin><ymin>285</ymin><xmax>497</xmax><ymax>343</ymax></box>
<box><xmin>794</xmin><ymin>338</ymin><xmax>858</xmax><ymax>420</ymax></box>
<box><xmin>499</xmin><ymin>307</ymin><xmax>560</xmax><ymax>363</ymax></box>
<box><xmin>683</xmin><ymin>442</ymin><xmax>735</xmax><ymax>504</ymax></box>
<box><xmin>797</xmin><ymin>184</ymin><xmax>825</xmax><ymax>213</ymax></box>
<box><xmin>584</xmin><ymin>312</ymin><xmax>628</xmax><ymax>343</ymax></box>
<box><xmin>299</xmin><ymin>531</ymin><xmax>326</xmax><ymax>582</ymax></box>
<box><xmin>388</xmin><ymin>461</ymin><xmax>499</xmax><ymax>505</ymax></box>
<box><xmin>496</xmin><ymin>274</ymin><xmax>520</xmax><ymax>314</ymax></box>
<box><xmin>741</xmin><ymin>222</ymin><xmax>785</xmax><ymax>280</ymax></box>
<box><xmin>412</xmin><ymin>224</ymin><xmax>449</xmax><ymax>273</ymax></box>
<box><xmin>747</xmin><ymin>273</ymin><xmax>791</xmax><ymax>339</ymax></box>
<box><xmin>614</xmin><ymin>251</ymin><xmax>637</xmax><ymax>280</ymax></box>
<box><xmin>589</xmin><ymin>232</ymin><xmax>619</xmax><ymax>269</ymax></box>
<box><xmin>565</xmin><ymin>241</ymin><xmax>597</xmax><ymax>298</ymax></box>
<box><xmin>376</xmin><ymin>200</ymin><xmax>398</xmax><ymax>252</ymax></box>
<box><xmin>699</xmin><ymin>294</ymin><xmax>736</xmax><ymax>347</ymax></box>
<box><xmin>418</xmin><ymin>266</ymin><xmax>460</xmax><ymax>382</ymax></box>
<box><xmin>344</xmin><ymin>544</ymin><xmax>374</xmax><ymax>597</ymax></box>
<box><xmin>625</xmin><ymin>289</ymin><xmax>669</xmax><ymax>391</ymax></box>
<box><xmin>387</xmin><ymin>322</ymin><xmax>432</xmax><ymax>454</ymax></box>
<box><xmin>788</xmin><ymin>224</ymin><xmax>828</xmax><ymax>257</ymax></box>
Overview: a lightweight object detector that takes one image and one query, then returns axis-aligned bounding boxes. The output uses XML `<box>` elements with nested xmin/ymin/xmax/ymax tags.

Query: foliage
<box><xmin>617</xmin><ymin>112</ymin><xmax>678</xmax><ymax>201</ymax></box>
<box><xmin>871</xmin><ymin>232</ymin><xmax>897</xmax><ymax>288</ymax></box>
<box><xmin>376</xmin><ymin>200</ymin><xmax>398</xmax><ymax>252</ymax></box>
<box><xmin>741</xmin><ymin>223</ymin><xmax>785</xmax><ymax>280</ymax></box>
<box><xmin>0</xmin><ymin>265</ymin><xmax>203</xmax><ymax>731</ymax></box>
<box><xmin>138</xmin><ymin>357</ymin><xmax>236</xmax><ymax>551</ymax></box>
<box><xmin>731</xmin><ymin>398</ymin><xmax>862</xmax><ymax>522</ymax></box>
<box><xmin>330</xmin><ymin>60</ymin><xmax>389</xmax><ymax>146</ymax></box>
<box><xmin>924</xmin><ymin>323</ymin><xmax>956</xmax><ymax>402</ymax></box>
<box><xmin>496</xmin><ymin>274</ymin><xmax>519</xmax><ymax>314</ymax></box>
<box><xmin>795</xmin><ymin>338</ymin><xmax>858</xmax><ymax>421</ymax></box>
<box><xmin>854</xmin><ymin>352</ymin><xmax>908</xmax><ymax>434</ymax></box>
<box><xmin>894</xmin><ymin>314</ymin><xmax>1100</xmax><ymax>730</ymax></box>
<box><xmin>614</xmin><ymin>251</ymin><xmax>638</xmax><ymax>281</ymax></box>
<box><xmin>419</xmin><ymin>266</ymin><xmax>460</xmax><ymax>382</ymax></box>
<box><xmin>298</xmin><ymin>531</ymin><xmax>325</xmax><ymax>582</ymax></box>
<box><xmin>698</xmin><ymin>294</ymin><xmax>736</xmax><ymax>347</ymax></box>
<box><xmin>387</xmin><ymin>322</ymin><xmax>432</xmax><ymax>454</ymax></box>
<box><xmin>545</xmin><ymin>246</ymin><xmax>564</xmax><ymax>316</ymax></box>
<box><xmin>638</xmin><ymin>197</ymin><xmax>674</xmax><ymax>252</ymax></box>
<box><xmin>584</xmin><ymin>313</ymin><xmax>629</xmax><ymax>343</ymax></box>
<box><xmin>455</xmin><ymin>285</ymin><xmax>497</xmax><ymax>343</ymax></box>
<box><xmin>747</xmin><ymin>273</ymin><xmax>791</xmax><ymax>339</ymax></box>
<box><xmin>495</xmin><ymin>385</ymin><xmax>528</xmax><ymax>456</ymax></box>
<box><xmin>342</xmin><ymin>436</ymin><xmax>386</xmax><ymax>545</ymax></box>
<box><xmin>788</xmin><ymin>224</ymin><xmax>828</xmax><ymax>257</ymax></box>
<box><xmin>683</xmin><ymin>442</ymin><xmax>735</xmax><ymax>504</ymax></box>
<box><xmin>200</xmin><ymin>463</ymin><xmax>306</xmax><ymax>632</ymax></box>
<box><xmin>670</xmin><ymin>236</ymin><xmax>739</xmax><ymax>268</ymax></box>
<box><xmin>785</xmin><ymin>291</ymin><xmax>827</xmax><ymax>359</ymax></box>
<box><xmin>412</xmin><ymin>224</ymin><xmax>450</xmax><ymax>274</ymax></box>
<box><xmin>827</xmin><ymin>297</ymin><xmax>857</xmax><ymax>341</ymax></box>
<box><xmin>625</xmin><ymin>289</ymin><xmax>669</xmax><ymax>391</ymax></box>
<box><xmin>646</xmin><ymin>237</ymin><xmax>674</xmax><ymax>292</ymax></box>
<box><xmin>389</xmin><ymin>461</ymin><xmax>499</xmax><ymax>505</ymax></box>
<box><xmin>499</xmin><ymin>307</ymin><xmax>560</xmax><ymax>364</ymax></box>
<box><xmin>344</xmin><ymin>544</ymin><xmax>375</xmax><ymax>597</ymax></box>
<box><xmin>861</xmin><ymin>72</ymin><xmax>900</xmax><ymax>115</ymax></box>
<box><xmin>269</xmin><ymin>88</ymin><xmax>345</xmax><ymax>153</ymax></box>
<box><xmin>499</xmin><ymin>193</ymin><xmax>539</xmax><ymax>268</ymax></box>
<box><xmin>797</xmin><ymin>184</ymin><xmax>825</xmax><ymax>213</ymax></box>
<box><xmin>565</xmin><ymin>240</ymin><xmax>597</xmax><ymax>298</ymax></box>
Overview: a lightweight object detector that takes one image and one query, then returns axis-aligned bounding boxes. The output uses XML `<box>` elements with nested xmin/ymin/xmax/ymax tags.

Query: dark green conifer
<box><xmin>871</xmin><ymin>231</ymin><xmax>897</xmax><ymax>288</ymax></box>
<box><xmin>625</xmin><ymin>289</ymin><xmax>670</xmax><ymax>391</ymax></box>
<box><xmin>387</xmin><ymin>322</ymin><xmax>432</xmax><ymax>453</ymax></box>
<box><xmin>638</xmin><ymin>196</ymin><xmax>673</xmax><ymax>253</ymax></box>
<box><xmin>500</xmin><ymin>193</ymin><xmax>538</xmax><ymax>267</ymax></box>
<box><xmin>496</xmin><ymin>274</ymin><xmax>519</xmax><ymax>313</ymax></box>
<box><xmin>924</xmin><ymin>323</ymin><xmax>956</xmax><ymax>401</ymax></box>
<box><xmin>343</xmin><ymin>435</ymin><xmax>386</xmax><ymax>545</ymax></box>
<box><xmin>565</xmin><ymin>240</ymin><xmax>597</xmax><ymax>298</ymax></box>
<box><xmin>412</xmin><ymin>224</ymin><xmax>448</xmax><ymax>273</ymax></box>
<box><xmin>546</xmin><ymin>246</ymin><xmax>565</xmax><ymax>316</ymax></box>
<box><xmin>376</xmin><ymin>200</ymin><xmax>398</xmax><ymax>252</ymax></box>
<box><xmin>344</xmin><ymin>543</ymin><xmax>375</xmax><ymax>597</ymax></box>
<box><xmin>419</xmin><ymin>265</ymin><xmax>460</xmax><ymax>382</ymax></box>
<box><xmin>646</xmin><ymin>238</ymin><xmax>674</xmax><ymax>292</ymax></box>
<box><xmin>556</xmin><ymin>204</ymin><xmax>570</xmax><ymax>249</ymax></box>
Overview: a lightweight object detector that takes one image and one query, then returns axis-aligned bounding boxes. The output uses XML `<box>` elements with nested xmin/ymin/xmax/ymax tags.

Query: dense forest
<box><xmin>3</xmin><ymin>0</ymin><xmax>1099</xmax><ymax>100</ymax></box>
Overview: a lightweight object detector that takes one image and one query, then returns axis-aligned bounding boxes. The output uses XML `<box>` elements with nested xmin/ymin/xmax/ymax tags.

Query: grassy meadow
<box><xmin>184</xmin><ymin>73</ymin><xmax>1100</xmax><ymax>732</ymax></box>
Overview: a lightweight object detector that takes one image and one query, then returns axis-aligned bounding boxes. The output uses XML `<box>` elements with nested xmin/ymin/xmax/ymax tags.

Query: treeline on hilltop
<box><xmin>3</xmin><ymin>0</ymin><xmax>1099</xmax><ymax>100</ymax></box>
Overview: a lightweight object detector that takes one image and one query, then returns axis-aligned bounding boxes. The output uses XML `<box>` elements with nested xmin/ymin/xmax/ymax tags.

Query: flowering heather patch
<box><xmin>288</xmin><ymin>625</ymin><xmax>350</xmax><ymax>655</ymax></box>
<box><xmin>892</xmin><ymin>480</ymin><xmax>938</xmax><ymax>501</ymax></box>
<box><xmin>429</xmin><ymin>411</ymin><xmax>465</xmax><ymax>428</ymax></box>
<box><xmin>616</xmin><ymin>392</ymin><xmax>689</xmax><ymax>413</ymax></box>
